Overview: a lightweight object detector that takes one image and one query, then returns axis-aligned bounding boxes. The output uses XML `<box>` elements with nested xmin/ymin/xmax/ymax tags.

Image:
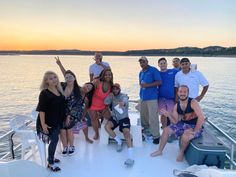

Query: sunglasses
<box><xmin>65</xmin><ymin>75</ymin><xmax>75</xmax><ymax>81</ymax></box>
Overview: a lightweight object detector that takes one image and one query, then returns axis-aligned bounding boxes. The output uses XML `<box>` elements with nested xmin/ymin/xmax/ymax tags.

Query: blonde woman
<box><xmin>36</xmin><ymin>71</ymin><xmax>65</xmax><ymax>172</ymax></box>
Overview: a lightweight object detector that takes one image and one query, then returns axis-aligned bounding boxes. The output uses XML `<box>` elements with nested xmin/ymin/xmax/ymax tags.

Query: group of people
<box><xmin>36</xmin><ymin>52</ymin><xmax>209</xmax><ymax>172</ymax></box>
<box><xmin>36</xmin><ymin>52</ymin><xmax>134</xmax><ymax>171</ymax></box>
<box><xmin>138</xmin><ymin>56</ymin><xmax>209</xmax><ymax>162</ymax></box>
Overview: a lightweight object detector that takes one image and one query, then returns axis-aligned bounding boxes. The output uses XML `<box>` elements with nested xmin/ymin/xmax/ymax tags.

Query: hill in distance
<box><xmin>0</xmin><ymin>46</ymin><xmax>236</xmax><ymax>56</ymax></box>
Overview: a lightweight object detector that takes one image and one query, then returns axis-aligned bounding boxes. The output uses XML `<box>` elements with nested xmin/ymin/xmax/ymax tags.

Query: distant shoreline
<box><xmin>0</xmin><ymin>46</ymin><xmax>236</xmax><ymax>57</ymax></box>
<box><xmin>0</xmin><ymin>53</ymin><xmax>236</xmax><ymax>58</ymax></box>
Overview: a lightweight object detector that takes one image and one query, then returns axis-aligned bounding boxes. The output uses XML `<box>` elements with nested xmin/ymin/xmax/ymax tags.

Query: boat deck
<box><xmin>35</xmin><ymin>127</ymin><xmax>189</xmax><ymax>177</ymax></box>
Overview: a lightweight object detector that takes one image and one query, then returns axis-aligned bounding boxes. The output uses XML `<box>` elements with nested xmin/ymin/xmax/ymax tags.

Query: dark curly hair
<box><xmin>64</xmin><ymin>70</ymin><xmax>81</xmax><ymax>97</ymax></box>
<box><xmin>84</xmin><ymin>82</ymin><xmax>95</xmax><ymax>108</ymax></box>
<box><xmin>98</xmin><ymin>68</ymin><xmax>113</xmax><ymax>86</ymax></box>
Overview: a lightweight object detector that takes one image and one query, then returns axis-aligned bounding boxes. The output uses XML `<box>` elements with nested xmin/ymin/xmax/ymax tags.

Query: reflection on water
<box><xmin>0</xmin><ymin>55</ymin><xmax>236</xmax><ymax>139</ymax></box>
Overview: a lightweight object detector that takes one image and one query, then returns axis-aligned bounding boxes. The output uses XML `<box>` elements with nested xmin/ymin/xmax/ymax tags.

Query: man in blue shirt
<box><xmin>139</xmin><ymin>56</ymin><xmax>162</xmax><ymax>144</ymax></box>
<box><xmin>158</xmin><ymin>58</ymin><xmax>178</xmax><ymax>128</ymax></box>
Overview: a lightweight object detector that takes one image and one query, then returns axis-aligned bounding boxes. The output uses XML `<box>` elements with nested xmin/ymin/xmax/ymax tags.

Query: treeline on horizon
<box><xmin>0</xmin><ymin>46</ymin><xmax>236</xmax><ymax>56</ymax></box>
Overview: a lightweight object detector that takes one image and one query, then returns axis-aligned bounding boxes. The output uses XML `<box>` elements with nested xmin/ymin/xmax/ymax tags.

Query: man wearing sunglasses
<box><xmin>89</xmin><ymin>52</ymin><xmax>110</xmax><ymax>82</ymax></box>
<box><xmin>174</xmin><ymin>58</ymin><xmax>209</xmax><ymax>102</ymax></box>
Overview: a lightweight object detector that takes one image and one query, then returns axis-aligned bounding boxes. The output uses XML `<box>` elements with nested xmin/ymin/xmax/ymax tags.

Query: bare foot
<box><xmin>93</xmin><ymin>134</ymin><xmax>99</xmax><ymax>140</ymax></box>
<box><xmin>176</xmin><ymin>152</ymin><xmax>184</xmax><ymax>162</ymax></box>
<box><xmin>86</xmin><ymin>138</ymin><xmax>93</xmax><ymax>144</ymax></box>
<box><xmin>150</xmin><ymin>150</ymin><xmax>162</xmax><ymax>157</ymax></box>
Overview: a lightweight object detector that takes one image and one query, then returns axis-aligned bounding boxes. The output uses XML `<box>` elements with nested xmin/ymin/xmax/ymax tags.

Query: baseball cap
<box><xmin>138</xmin><ymin>56</ymin><xmax>148</xmax><ymax>62</ymax></box>
<box><xmin>113</xmin><ymin>83</ymin><xmax>121</xmax><ymax>89</ymax></box>
<box><xmin>180</xmin><ymin>58</ymin><xmax>190</xmax><ymax>63</ymax></box>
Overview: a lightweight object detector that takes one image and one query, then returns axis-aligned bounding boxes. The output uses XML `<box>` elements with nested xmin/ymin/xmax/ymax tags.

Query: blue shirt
<box><xmin>173</xmin><ymin>67</ymin><xmax>181</xmax><ymax>71</ymax></box>
<box><xmin>159</xmin><ymin>69</ymin><xmax>178</xmax><ymax>99</ymax></box>
<box><xmin>139</xmin><ymin>65</ymin><xmax>162</xmax><ymax>101</ymax></box>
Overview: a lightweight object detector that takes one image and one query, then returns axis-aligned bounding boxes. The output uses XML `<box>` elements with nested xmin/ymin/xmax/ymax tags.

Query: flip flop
<box><xmin>47</xmin><ymin>164</ymin><xmax>61</xmax><ymax>172</ymax></box>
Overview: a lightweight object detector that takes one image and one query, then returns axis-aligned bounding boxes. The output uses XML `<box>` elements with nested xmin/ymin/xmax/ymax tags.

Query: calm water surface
<box><xmin>0</xmin><ymin>55</ymin><xmax>236</xmax><ymax>140</ymax></box>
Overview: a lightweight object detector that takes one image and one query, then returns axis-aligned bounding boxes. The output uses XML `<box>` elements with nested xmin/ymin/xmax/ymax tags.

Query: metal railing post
<box><xmin>230</xmin><ymin>143</ymin><xmax>235</xmax><ymax>170</ymax></box>
<box><xmin>9</xmin><ymin>132</ymin><xmax>15</xmax><ymax>159</ymax></box>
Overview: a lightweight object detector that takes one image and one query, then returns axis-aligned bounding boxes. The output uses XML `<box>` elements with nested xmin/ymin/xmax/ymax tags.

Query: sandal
<box><xmin>47</xmin><ymin>164</ymin><xmax>61</xmax><ymax>172</ymax></box>
<box><xmin>54</xmin><ymin>158</ymin><xmax>60</xmax><ymax>163</ymax></box>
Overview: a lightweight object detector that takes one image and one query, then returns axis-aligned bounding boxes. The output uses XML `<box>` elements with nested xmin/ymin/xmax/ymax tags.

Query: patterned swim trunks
<box><xmin>169</xmin><ymin>121</ymin><xmax>203</xmax><ymax>139</ymax></box>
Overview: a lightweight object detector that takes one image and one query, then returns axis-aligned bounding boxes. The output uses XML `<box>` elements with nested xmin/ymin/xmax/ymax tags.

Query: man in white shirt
<box><xmin>175</xmin><ymin>58</ymin><xmax>209</xmax><ymax>102</ymax></box>
<box><xmin>89</xmin><ymin>52</ymin><xmax>110</xmax><ymax>81</ymax></box>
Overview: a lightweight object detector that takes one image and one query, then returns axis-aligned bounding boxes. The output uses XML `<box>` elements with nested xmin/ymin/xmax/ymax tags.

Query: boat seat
<box><xmin>184</xmin><ymin>130</ymin><xmax>226</xmax><ymax>168</ymax></box>
<box><xmin>100</xmin><ymin>124</ymin><xmax>143</xmax><ymax>147</ymax></box>
<box><xmin>31</xmin><ymin>109</ymin><xmax>47</xmax><ymax>167</ymax></box>
<box><xmin>9</xmin><ymin>115</ymin><xmax>46</xmax><ymax>167</ymax></box>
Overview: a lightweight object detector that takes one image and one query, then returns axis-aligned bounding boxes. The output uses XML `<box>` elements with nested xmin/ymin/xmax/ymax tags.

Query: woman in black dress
<box><xmin>36</xmin><ymin>71</ymin><xmax>65</xmax><ymax>172</ymax></box>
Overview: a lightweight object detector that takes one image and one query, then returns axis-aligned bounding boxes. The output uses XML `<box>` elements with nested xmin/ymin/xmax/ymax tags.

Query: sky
<box><xmin>0</xmin><ymin>0</ymin><xmax>236</xmax><ymax>51</ymax></box>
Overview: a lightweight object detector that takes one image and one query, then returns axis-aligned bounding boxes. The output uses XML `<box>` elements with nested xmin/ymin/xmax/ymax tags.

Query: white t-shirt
<box><xmin>175</xmin><ymin>70</ymin><xmax>209</xmax><ymax>98</ymax></box>
<box><xmin>89</xmin><ymin>61</ymin><xmax>110</xmax><ymax>79</ymax></box>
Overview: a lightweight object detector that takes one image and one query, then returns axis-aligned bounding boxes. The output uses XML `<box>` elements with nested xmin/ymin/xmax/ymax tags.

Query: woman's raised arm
<box><xmin>55</xmin><ymin>56</ymin><xmax>66</xmax><ymax>76</ymax></box>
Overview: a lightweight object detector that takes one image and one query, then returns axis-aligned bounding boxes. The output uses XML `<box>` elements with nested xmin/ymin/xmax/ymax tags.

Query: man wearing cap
<box><xmin>138</xmin><ymin>56</ymin><xmax>162</xmax><ymax>144</ymax></box>
<box><xmin>174</xmin><ymin>58</ymin><xmax>209</xmax><ymax>102</ymax></box>
<box><xmin>104</xmin><ymin>83</ymin><xmax>134</xmax><ymax>167</ymax></box>
<box><xmin>89</xmin><ymin>52</ymin><xmax>110</xmax><ymax>82</ymax></box>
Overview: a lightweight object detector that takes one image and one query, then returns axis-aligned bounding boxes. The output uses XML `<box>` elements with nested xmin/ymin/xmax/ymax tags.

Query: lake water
<box><xmin>0</xmin><ymin>55</ymin><xmax>236</xmax><ymax>140</ymax></box>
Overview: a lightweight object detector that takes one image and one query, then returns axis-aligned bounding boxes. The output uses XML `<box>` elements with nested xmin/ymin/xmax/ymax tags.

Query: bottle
<box><xmin>141</xmin><ymin>80</ymin><xmax>146</xmax><ymax>90</ymax></box>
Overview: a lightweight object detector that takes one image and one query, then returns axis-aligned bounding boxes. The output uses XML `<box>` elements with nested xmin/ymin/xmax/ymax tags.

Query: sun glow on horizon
<box><xmin>1</xmin><ymin>0</ymin><xmax>236</xmax><ymax>51</ymax></box>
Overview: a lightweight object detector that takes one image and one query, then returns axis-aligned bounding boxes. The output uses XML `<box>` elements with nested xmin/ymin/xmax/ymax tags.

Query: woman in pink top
<box><xmin>89</xmin><ymin>68</ymin><xmax>113</xmax><ymax>140</ymax></box>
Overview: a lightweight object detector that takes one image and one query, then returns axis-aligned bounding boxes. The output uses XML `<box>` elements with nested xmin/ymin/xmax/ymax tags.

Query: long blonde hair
<box><xmin>39</xmin><ymin>71</ymin><xmax>63</xmax><ymax>93</ymax></box>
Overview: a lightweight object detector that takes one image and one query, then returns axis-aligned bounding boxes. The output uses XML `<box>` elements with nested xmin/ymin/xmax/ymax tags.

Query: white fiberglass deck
<box><xmin>32</xmin><ymin>127</ymin><xmax>189</xmax><ymax>177</ymax></box>
<box><xmin>2</xmin><ymin>115</ymin><xmax>236</xmax><ymax>177</ymax></box>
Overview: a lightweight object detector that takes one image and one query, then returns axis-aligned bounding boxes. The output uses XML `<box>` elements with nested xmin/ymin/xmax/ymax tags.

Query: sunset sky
<box><xmin>1</xmin><ymin>0</ymin><xmax>236</xmax><ymax>51</ymax></box>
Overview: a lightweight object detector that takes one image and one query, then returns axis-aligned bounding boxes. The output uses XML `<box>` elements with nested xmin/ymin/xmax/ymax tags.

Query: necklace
<box><xmin>102</xmin><ymin>82</ymin><xmax>109</xmax><ymax>93</ymax></box>
<box><xmin>180</xmin><ymin>103</ymin><xmax>187</xmax><ymax>110</ymax></box>
<box><xmin>180</xmin><ymin>102</ymin><xmax>188</xmax><ymax>120</ymax></box>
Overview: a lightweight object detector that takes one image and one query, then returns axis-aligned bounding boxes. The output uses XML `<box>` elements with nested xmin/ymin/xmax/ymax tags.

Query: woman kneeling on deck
<box><xmin>104</xmin><ymin>83</ymin><xmax>134</xmax><ymax>167</ymax></box>
<box><xmin>151</xmin><ymin>85</ymin><xmax>205</xmax><ymax>162</ymax></box>
<box><xmin>36</xmin><ymin>71</ymin><xmax>65</xmax><ymax>172</ymax></box>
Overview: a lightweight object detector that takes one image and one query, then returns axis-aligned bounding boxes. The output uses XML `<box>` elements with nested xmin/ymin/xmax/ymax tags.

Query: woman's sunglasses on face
<box><xmin>65</xmin><ymin>75</ymin><xmax>74</xmax><ymax>81</ymax></box>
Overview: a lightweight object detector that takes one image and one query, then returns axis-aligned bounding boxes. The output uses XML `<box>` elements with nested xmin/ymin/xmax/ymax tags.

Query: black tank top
<box><xmin>177</xmin><ymin>98</ymin><xmax>198</xmax><ymax>125</ymax></box>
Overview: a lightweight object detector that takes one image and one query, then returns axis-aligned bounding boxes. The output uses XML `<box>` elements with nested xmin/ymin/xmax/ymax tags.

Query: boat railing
<box><xmin>0</xmin><ymin>119</ymin><xmax>32</xmax><ymax>160</ymax></box>
<box><xmin>0</xmin><ymin>130</ymin><xmax>15</xmax><ymax>160</ymax></box>
<box><xmin>206</xmin><ymin>118</ymin><xmax>236</xmax><ymax>169</ymax></box>
<box><xmin>128</xmin><ymin>100</ymin><xmax>139</xmax><ymax>103</ymax></box>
